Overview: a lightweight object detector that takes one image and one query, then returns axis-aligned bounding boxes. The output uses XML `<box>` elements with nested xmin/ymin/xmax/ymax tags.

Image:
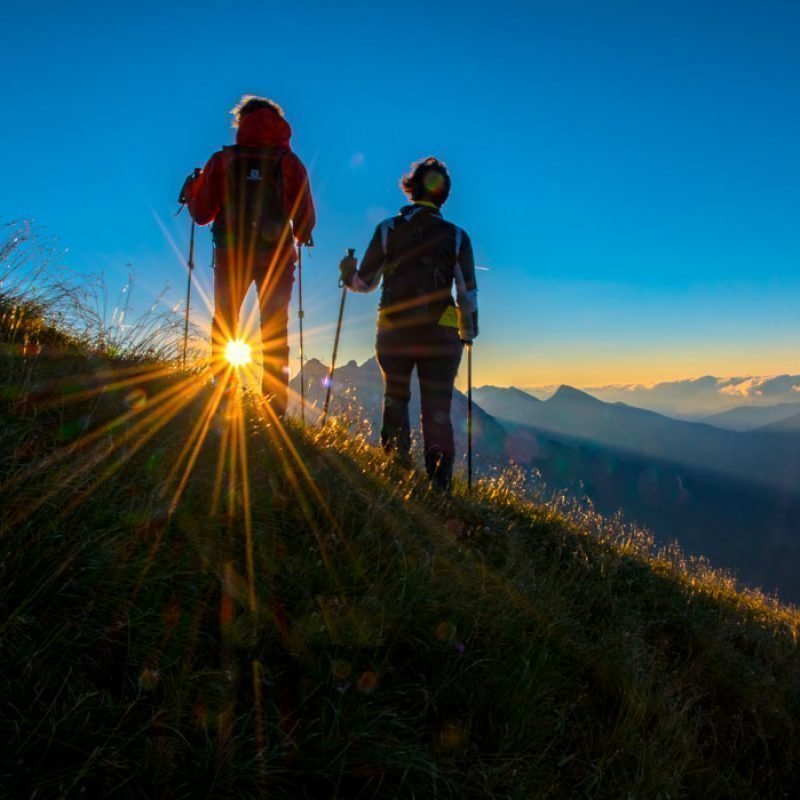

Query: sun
<box><xmin>225</xmin><ymin>339</ymin><xmax>252</xmax><ymax>367</ymax></box>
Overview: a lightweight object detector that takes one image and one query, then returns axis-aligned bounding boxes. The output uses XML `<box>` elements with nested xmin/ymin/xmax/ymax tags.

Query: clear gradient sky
<box><xmin>2</xmin><ymin>0</ymin><xmax>798</xmax><ymax>389</ymax></box>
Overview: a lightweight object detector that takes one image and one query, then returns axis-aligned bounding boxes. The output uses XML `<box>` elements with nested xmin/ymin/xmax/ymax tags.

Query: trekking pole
<box><xmin>182</xmin><ymin>220</ymin><xmax>195</xmax><ymax>368</ymax></box>
<box><xmin>467</xmin><ymin>342</ymin><xmax>473</xmax><ymax>493</ymax></box>
<box><xmin>322</xmin><ymin>248</ymin><xmax>354</xmax><ymax>426</ymax></box>
<box><xmin>297</xmin><ymin>242</ymin><xmax>306</xmax><ymax>425</ymax></box>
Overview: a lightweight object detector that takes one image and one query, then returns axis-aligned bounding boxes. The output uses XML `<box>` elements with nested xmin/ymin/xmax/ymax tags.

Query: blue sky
<box><xmin>2</xmin><ymin>0</ymin><xmax>798</xmax><ymax>387</ymax></box>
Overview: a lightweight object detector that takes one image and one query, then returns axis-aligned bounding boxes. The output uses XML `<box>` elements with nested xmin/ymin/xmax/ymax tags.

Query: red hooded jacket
<box><xmin>186</xmin><ymin>107</ymin><xmax>316</xmax><ymax>249</ymax></box>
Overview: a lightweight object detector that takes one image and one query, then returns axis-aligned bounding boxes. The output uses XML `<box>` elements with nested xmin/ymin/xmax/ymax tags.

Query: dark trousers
<box><xmin>375</xmin><ymin>324</ymin><xmax>462</xmax><ymax>485</ymax></box>
<box><xmin>211</xmin><ymin>248</ymin><xmax>294</xmax><ymax>413</ymax></box>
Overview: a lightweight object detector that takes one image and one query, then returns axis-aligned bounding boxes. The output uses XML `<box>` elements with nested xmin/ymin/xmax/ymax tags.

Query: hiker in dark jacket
<box><xmin>182</xmin><ymin>95</ymin><xmax>315</xmax><ymax>417</ymax></box>
<box><xmin>340</xmin><ymin>157</ymin><xmax>478</xmax><ymax>491</ymax></box>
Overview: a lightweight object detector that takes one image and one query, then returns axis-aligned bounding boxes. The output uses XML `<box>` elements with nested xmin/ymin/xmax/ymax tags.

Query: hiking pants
<box><xmin>211</xmin><ymin>248</ymin><xmax>294</xmax><ymax>413</ymax></box>
<box><xmin>375</xmin><ymin>324</ymin><xmax>463</xmax><ymax>479</ymax></box>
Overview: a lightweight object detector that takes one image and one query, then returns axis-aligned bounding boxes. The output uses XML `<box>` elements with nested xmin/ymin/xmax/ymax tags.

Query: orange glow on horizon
<box><xmin>456</xmin><ymin>342</ymin><xmax>800</xmax><ymax>391</ymax></box>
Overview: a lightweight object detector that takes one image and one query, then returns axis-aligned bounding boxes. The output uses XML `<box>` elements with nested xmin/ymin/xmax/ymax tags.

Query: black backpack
<box><xmin>380</xmin><ymin>209</ymin><xmax>461</xmax><ymax>325</ymax></box>
<box><xmin>213</xmin><ymin>146</ymin><xmax>289</xmax><ymax>251</ymax></box>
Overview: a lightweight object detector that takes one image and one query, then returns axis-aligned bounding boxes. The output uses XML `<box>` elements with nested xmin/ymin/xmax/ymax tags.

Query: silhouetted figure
<box><xmin>340</xmin><ymin>158</ymin><xmax>478</xmax><ymax>491</ymax></box>
<box><xmin>182</xmin><ymin>95</ymin><xmax>315</xmax><ymax>417</ymax></box>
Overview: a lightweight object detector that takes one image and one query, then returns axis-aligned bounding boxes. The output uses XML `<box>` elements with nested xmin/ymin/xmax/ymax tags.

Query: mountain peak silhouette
<box><xmin>548</xmin><ymin>385</ymin><xmax>601</xmax><ymax>405</ymax></box>
<box><xmin>303</xmin><ymin>358</ymin><xmax>328</xmax><ymax>377</ymax></box>
<box><xmin>475</xmin><ymin>385</ymin><xmax>541</xmax><ymax>403</ymax></box>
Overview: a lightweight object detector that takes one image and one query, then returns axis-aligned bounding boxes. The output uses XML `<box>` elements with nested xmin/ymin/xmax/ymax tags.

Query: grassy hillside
<box><xmin>2</xmin><ymin>342</ymin><xmax>800</xmax><ymax>799</ymax></box>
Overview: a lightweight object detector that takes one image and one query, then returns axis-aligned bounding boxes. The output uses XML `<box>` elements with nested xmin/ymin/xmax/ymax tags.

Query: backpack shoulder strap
<box><xmin>379</xmin><ymin>217</ymin><xmax>398</xmax><ymax>255</ymax></box>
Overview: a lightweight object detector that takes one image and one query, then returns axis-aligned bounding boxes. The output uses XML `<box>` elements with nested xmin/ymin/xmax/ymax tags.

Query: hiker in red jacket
<box><xmin>182</xmin><ymin>95</ymin><xmax>315</xmax><ymax>417</ymax></box>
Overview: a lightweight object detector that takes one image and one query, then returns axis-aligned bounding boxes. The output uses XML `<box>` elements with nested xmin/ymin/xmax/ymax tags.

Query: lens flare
<box><xmin>225</xmin><ymin>339</ymin><xmax>251</xmax><ymax>367</ymax></box>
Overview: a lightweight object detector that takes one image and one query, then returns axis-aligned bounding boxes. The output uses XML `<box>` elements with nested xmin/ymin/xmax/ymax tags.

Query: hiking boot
<box><xmin>425</xmin><ymin>450</ymin><xmax>453</xmax><ymax>494</ymax></box>
<box><xmin>392</xmin><ymin>449</ymin><xmax>414</xmax><ymax>471</ymax></box>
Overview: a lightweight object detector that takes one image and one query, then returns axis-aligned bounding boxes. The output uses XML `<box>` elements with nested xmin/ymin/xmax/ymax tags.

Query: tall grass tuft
<box><xmin>0</xmin><ymin>220</ymin><xmax>190</xmax><ymax>362</ymax></box>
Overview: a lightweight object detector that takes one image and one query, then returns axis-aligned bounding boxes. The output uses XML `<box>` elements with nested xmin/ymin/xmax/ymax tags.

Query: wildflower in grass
<box><xmin>332</xmin><ymin>659</ymin><xmax>352</xmax><ymax>679</ymax></box>
<box><xmin>356</xmin><ymin>670</ymin><xmax>378</xmax><ymax>695</ymax></box>
<box><xmin>332</xmin><ymin>659</ymin><xmax>353</xmax><ymax>692</ymax></box>
<box><xmin>436</xmin><ymin>621</ymin><xmax>457</xmax><ymax>642</ymax></box>
<box><xmin>162</xmin><ymin>597</ymin><xmax>181</xmax><ymax>628</ymax></box>
<box><xmin>138</xmin><ymin>668</ymin><xmax>160</xmax><ymax>692</ymax></box>
<box><xmin>436</xmin><ymin>721</ymin><xmax>468</xmax><ymax>753</ymax></box>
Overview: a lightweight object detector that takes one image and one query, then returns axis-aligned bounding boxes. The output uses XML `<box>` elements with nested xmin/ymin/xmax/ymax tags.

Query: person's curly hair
<box><xmin>230</xmin><ymin>95</ymin><xmax>285</xmax><ymax>128</ymax></box>
<box><xmin>400</xmin><ymin>157</ymin><xmax>452</xmax><ymax>207</ymax></box>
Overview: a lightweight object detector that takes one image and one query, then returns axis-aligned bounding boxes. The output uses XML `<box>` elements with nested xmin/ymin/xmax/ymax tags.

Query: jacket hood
<box><xmin>236</xmin><ymin>107</ymin><xmax>292</xmax><ymax>148</ymax></box>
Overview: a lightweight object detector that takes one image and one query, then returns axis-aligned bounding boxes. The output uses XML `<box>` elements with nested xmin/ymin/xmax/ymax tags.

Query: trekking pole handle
<box><xmin>340</xmin><ymin>248</ymin><xmax>357</xmax><ymax>288</ymax></box>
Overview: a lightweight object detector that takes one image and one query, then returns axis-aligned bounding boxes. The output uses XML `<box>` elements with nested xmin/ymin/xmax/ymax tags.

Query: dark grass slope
<box><xmin>2</xmin><ymin>350</ymin><xmax>800</xmax><ymax>799</ymax></box>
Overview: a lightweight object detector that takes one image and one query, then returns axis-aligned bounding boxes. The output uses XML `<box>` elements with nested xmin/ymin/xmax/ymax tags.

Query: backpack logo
<box><xmin>246</xmin><ymin>168</ymin><xmax>261</xmax><ymax>181</ymax></box>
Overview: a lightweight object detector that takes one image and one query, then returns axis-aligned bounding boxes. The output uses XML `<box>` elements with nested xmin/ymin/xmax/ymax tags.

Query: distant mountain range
<box><xmin>290</xmin><ymin>361</ymin><xmax>800</xmax><ymax>603</ymax></box>
<box><xmin>525</xmin><ymin>374</ymin><xmax>800</xmax><ymax>417</ymax></box>
<box><xmin>702</xmin><ymin>402</ymin><xmax>800</xmax><ymax>432</ymax></box>
<box><xmin>474</xmin><ymin>383</ymin><xmax>800</xmax><ymax>494</ymax></box>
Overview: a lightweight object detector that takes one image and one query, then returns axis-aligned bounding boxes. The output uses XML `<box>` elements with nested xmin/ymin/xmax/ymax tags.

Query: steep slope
<box><xmin>2</xmin><ymin>351</ymin><xmax>800</xmax><ymax>798</ymax></box>
<box><xmin>492</xmin><ymin>423</ymin><xmax>800</xmax><ymax>602</ymax></box>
